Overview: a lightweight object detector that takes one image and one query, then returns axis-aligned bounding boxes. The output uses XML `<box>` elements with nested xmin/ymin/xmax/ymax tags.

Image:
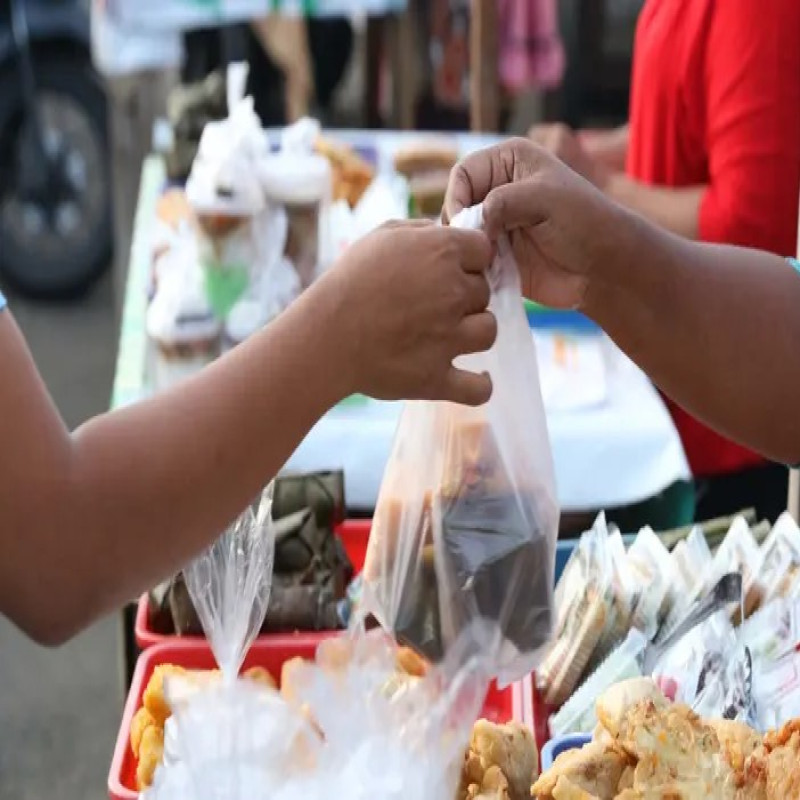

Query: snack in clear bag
<box><xmin>538</xmin><ymin>514</ymin><xmax>623</xmax><ymax>707</ymax></box>
<box><xmin>713</xmin><ymin>516</ymin><xmax>765</xmax><ymax>621</ymax></box>
<box><xmin>362</xmin><ymin>205</ymin><xmax>559</xmax><ymax>686</ymax></box>
<box><xmin>661</xmin><ymin>526</ymin><xmax>713</xmax><ymax>637</ymax></box>
<box><xmin>626</xmin><ymin>526</ymin><xmax>674</xmax><ymax>638</ymax></box>
<box><xmin>753</xmin><ymin>648</ymin><xmax>800</xmax><ymax>730</ymax></box>
<box><xmin>739</xmin><ymin>597</ymin><xmax>800</xmax><ymax>665</ymax></box>
<box><xmin>692</xmin><ymin>643</ymin><xmax>758</xmax><ymax>727</ymax></box>
<box><xmin>759</xmin><ymin>513</ymin><xmax>800</xmax><ymax>605</ymax></box>
<box><xmin>549</xmin><ymin>629</ymin><xmax>648</xmax><ymax>736</ymax></box>
<box><xmin>186</xmin><ymin>63</ymin><xmax>288</xmax><ymax>320</ymax></box>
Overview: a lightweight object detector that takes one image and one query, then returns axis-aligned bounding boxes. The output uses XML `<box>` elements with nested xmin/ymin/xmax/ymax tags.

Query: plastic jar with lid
<box><xmin>259</xmin><ymin>152</ymin><xmax>332</xmax><ymax>290</ymax></box>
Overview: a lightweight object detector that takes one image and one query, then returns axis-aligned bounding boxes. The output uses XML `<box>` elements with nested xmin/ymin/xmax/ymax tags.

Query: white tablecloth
<box><xmin>285</xmin><ymin>335</ymin><xmax>690</xmax><ymax>512</ymax></box>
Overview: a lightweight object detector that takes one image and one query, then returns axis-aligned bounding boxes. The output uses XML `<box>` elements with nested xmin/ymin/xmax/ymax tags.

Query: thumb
<box><xmin>441</xmin><ymin>368</ymin><xmax>493</xmax><ymax>407</ymax></box>
<box><xmin>482</xmin><ymin>179</ymin><xmax>550</xmax><ymax>240</ymax></box>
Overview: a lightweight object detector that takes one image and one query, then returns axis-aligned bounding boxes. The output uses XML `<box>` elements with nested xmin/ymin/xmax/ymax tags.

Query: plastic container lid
<box><xmin>259</xmin><ymin>152</ymin><xmax>331</xmax><ymax>205</ymax></box>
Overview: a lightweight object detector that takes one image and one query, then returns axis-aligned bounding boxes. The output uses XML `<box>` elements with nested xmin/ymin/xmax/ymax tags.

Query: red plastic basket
<box><xmin>134</xmin><ymin>520</ymin><xmax>372</xmax><ymax>650</ymax></box>
<box><xmin>108</xmin><ymin>638</ymin><xmax>532</xmax><ymax>800</ymax></box>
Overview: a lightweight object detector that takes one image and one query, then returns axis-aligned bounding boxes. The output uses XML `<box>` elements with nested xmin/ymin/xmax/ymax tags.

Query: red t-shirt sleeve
<box><xmin>700</xmin><ymin>0</ymin><xmax>800</xmax><ymax>255</ymax></box>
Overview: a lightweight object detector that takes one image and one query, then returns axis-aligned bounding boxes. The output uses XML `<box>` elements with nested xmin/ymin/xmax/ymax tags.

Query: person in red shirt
<box><xmin>529</xmin><ymin>0</ymin><xmax>800</xmax><ymax>522</ymax></box>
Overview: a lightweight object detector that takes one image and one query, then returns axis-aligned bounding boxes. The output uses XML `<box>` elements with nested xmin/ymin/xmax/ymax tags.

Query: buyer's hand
<box><xmin>528</xmin><ymin>123</ymin><xmax>609</xmax><ymax>190</ymax></box>
<box><xmin>443</xmin><ymin>138</ymin><xmax>638</xmax><ymax>310</ymax></box>
<box><xmin>324</xmin><ymin>220</ymin><xmax>497</xmax><ymax>406</ymax></box>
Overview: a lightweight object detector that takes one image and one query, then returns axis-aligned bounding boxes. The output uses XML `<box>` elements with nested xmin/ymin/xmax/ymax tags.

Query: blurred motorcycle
<box><xmin>0</xmin><ymin>0</ymin><xmax>111</xmax><ymax>297</ymax></box>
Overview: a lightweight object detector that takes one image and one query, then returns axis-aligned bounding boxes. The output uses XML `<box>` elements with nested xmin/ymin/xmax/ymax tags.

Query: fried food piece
<box><xmin>708</xmin><ymin>719</ymin><xmax>763</xmax><ymax>773</ymax></box>
<box><xmin>531</xmin><ymin>741</ymin><xmax>627</xmax><ymax>800</ymax></box>
<box><xmin>130</xmin><ymin>707</ymin><xmax>158</xmax><ymax>757</ymax></box>
<box><xmin>465</xmin><ymin>764</ymin><xmax>511</xmax><ymax>800</ymax></box>
<box><xmin>467</xmin><ymin>720</ymin><xmax>538</xmax><ymax>800</ymax></box>
<box><xmin>758</xmin><ymin>721</ymin><xmax>800</xmax><ymax>800</ymax></box>
<box><xmin>142</xmin><ymin>664</ymin><xmax>188</xmax><ymax>725</ymax></box>
<box><xmin>396</xmin><ymin>646</ymin><xmax>428</xmax><ymax>677</ymax></box>
<box><xmin>280</xmin><ymin>656</ymin><xmax>308</xmax><ymax>704</ymax></box>
<box><xmin>594</xmin><ymin>678</ymin><xmax>668</xmax><ymax>741</ymax></box>
<box><xmin>136</xmin><ymin>724</ymin><xmax>164</xmax><ymax>789</ymax></box>
<box><xmin>392</xmin><ymin>143</ymin><xmax>459</xmax><ymax>178</ymax></box>
<box><xmin>315</xmin><ymin>137</ymin><xmax>374</xmax><ymax>208</ymax></box>
<box><xmin>551</xmin><ymin>777</ymin><xmax>600</xmax><ymax>800</ymax></box>
<box><xmin>242</xmin><ymin>665</ymin><xmax>277</xmax><ymax>689</ymax></box>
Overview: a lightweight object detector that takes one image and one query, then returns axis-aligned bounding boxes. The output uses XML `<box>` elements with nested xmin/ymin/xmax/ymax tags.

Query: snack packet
<box><xmin>186</xmin><ymin>63</ymin><xmax>287</xmax><ymax>319</ymax></box>
<box><xmin>538</xmin><ymin>514</ymin><xmax>626</xmax><ymax>707</ymax></box>
<box><xmin>753</xmin><ymin>648</ymin><xmax>800</xmax><ymax>730</ymax></box>
<box><xmin>692</xmin><ymin>644</ymin><xmax>758</xmax><ymax>727</ymax></box>
<box><xmin>549</xmin><ymin>629</ymin><xmax>648</xmax><ymax>736</ymax></box>
<box><xmin>739</xmin><ymin>597</ymin><xmax>800</xmax><ymax>664</ymax></box>
<box><xmin>362</xmin><ymin>204</ymin><xmax>559</xmax><ymax>686</ymax></box>
<box><xmin>626</xmin><ymin>526</ymin><xmax>675</xmax><ymax>638</ymax></box>
<box><xmin>758</xmin><ymin>513</ymin><xmax>800</xmax><ymax>604</ymax></box>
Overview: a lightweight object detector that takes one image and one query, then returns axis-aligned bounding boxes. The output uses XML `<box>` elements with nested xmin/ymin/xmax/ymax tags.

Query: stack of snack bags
<box><xmin>546</xmin><ymin>512</ymin><xmax>800</xmax><ymax>736</ymax></box>
<box><xmin>361</xmin><ymin>203</ymin><xmax>560</xmax><ymax>687</ymax></box>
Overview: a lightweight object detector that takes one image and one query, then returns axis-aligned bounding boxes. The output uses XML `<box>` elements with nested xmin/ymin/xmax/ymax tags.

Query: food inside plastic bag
<box><xmin>665</xmin><ymin>526</ymin><xmax>713</xmax><ymax>629</ymax></box>
<box><xmin>539</xmin><ymin>514</ymin><xmax>632</xmax><ymax>706</ymax></box>
<box><xmin>142</xmin><ymin>630</ymin><xmax>509</xmax><ymax>800</ymax></box>
<box><xmin>362</xmin><ymin>204</ymin><xmax>558</xmax><ymax>686</ymax></box>
<box><xmin>712</xmin><ymin>516</ymin><xmax>764</xmax><ymax>622</ymax></box>
<box><xmin>692</xmin><ymin>644</ymin><xmax>758</xmax><ymax>728</ymax></box>
<box><xmin>758</xmin><ymin>513</ymin><xmax>800</xmax><ymax>605</ymax></box>
<box><xmin>739</xmin><ymin>597</ymin><xmax>800</xmax><ymax>665</ymax></box>
<box><xmin>753</xmin><ymin>648</ymin><xmax>800</xmax><ymax>730</ymax></box>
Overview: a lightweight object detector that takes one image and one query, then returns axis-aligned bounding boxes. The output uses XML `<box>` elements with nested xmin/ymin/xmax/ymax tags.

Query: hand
<box><xmin>528</xmin><ymin>123</ymin><xmax>609</xmax><ymax>190</ymax></box>
<box><xmin>443</xmin><ymin>138</ymin><xmax>636</xmax><ymax>310</ymax></box>
<box><xmin>323</xmin><ymin>220</ymin><xmax>497</xmax><ymax>406</ymax></box>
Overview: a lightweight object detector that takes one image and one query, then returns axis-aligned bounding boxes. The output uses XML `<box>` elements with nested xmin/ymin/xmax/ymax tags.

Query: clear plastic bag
<box><xmin>182</xmin><ymin>484</ymin><xmax>276</xmax><ymax>680</ymax></box>
<box><xmin>362</xmin><ymin>204</ymin><xmax>559</xmax><ymax>686</ymax></box>
<box><xmin>712</xmin><ymin>516</ymin><xmax>765</xmax><ymax>621</ymax></box>
<box><xmin>759</xmin><ymin>513</ymin><xmax>800</xmax><ymax>605</ymax></box>
<box><xmin>626</xmin><ymin>526</ymin><xmax>674</xmax><ymax>639</ymax></box>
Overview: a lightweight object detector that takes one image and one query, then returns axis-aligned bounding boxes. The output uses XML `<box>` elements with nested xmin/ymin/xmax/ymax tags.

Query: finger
<box><xmin>383</xmin><ymin>218</ymin><xmax>434</xmax><ymax>231</ymax></box>
<box><xmin>482</xmin><ymin>179</ymin><xmax>550</xmax><ymax>240</ymax></box>
<box><xmin>443</xmin><ymin>145</ymin><xmax>507</xmax><ymax>222</ymax></box>
<box><xmin>452</xmin><ymin>311</ymin><xmax>498</xmax><ymax>354</ymax></box>
<box><xmin>461</xmin><ymin>273</ymin><xmax>491</xmax><ymax>315</ymax></box>
<box><xmin>441</xmin><ymin>367</ymin><xmax>493</xmax><ymax>407</ymax></box>
<box><xmin>448</xmin><ymin>228</ymin><xmax>493</xmax><ymax>273</ymax></box>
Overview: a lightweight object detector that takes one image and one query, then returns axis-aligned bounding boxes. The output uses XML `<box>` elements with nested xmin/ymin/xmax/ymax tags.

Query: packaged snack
<box><xmin>661</xmin><ymin>527</ymin><xmax>713</xmax><ymax>638</ymax></box>
<box><xmin>538</xmin><ymin>514</ymin><xmax>622</xmax><ymax>707</ymax></box>
<box><xmin>549</xmin><ymin>629</ymin><xmax>648</xmax><ymax>736</ymax></box>
<box><xmin>759</xmin><ymin>513</ymin><xmax>800</xmax><ymax>604</ymax></box>
<box><xmin>146</xmin><ymin>258</ymin><xmax>222</xmax><ymax>391</ymax></box>
<box><xmin>753</xmin><ymin>648</ymin><xmax>800</xmax><ymax>730</ymax></box>
<box><xmin>712</xmin><ymin>516</ymin><xmax>765</xmax><ymax>621</ymax></box>
<box><xmin>692</xmin><ymin>644</ymin><xmax>757</xmax><ymax>727</ymax></box>
<box><xmin>739</xmin><ymin>597</ymin><xmax>800</xmax><ymax>664</ymax></box>
<box><xmin>626</xmin><ymin>526</ymin><xmax>675</xmax><ymax>638</ymax></box>
<box><xmin>260</xmin><ymin>118</ymin><xmax>333</xmax><ymax>290</ymax></box>
<box><xmin>362</xmin><ymin>204</ymin><xmax>559</xmax><ymax>686</ymax></box>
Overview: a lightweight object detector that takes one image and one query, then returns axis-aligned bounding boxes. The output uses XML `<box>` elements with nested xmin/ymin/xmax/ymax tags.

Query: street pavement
<box><xmin>0</xmin><ymin>272</ymin><xmax>120</xmax><ymax>800</ymax></box>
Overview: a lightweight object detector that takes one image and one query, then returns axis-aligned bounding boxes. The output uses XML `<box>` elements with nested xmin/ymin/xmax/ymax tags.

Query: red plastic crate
<box><xmin>108</xmin><ymin>638</ymin><xmax>531</xmax><ymax>800</ymax></box>
<box><xmin>135</xmin><ymin>520</ymin><xmax>372</xmax><ymax>650</ymax></box>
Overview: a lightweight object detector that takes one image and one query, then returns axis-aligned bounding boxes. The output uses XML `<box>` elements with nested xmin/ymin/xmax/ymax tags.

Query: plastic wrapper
<box><xmin>362</xmin><ymin>204</ymin><xmax>559</xmax><ymax>686</ymax></box>
<box><xmin>549</xmin><ymin>629</ymin><xmax>648</xmax><ymax>736</ymax></box>
<box><xmin>538</xmin><ymin>513</ymin><xmax>631</xmax><ymax>706</ymax></box>
<box><xmin>739</xmin><ymin>597</ymin><xmax>800</xmax><ymax>664</ymax></box>
<box><xmin>626</xmin><ymin>526</ymin><xmax>675</xmax><ymax>639</ymax></box>
<box><xmin>661</xmin><ymin>526</ymin><xmax>713</xmax><ymax>637</ymax></box>
<box><xmin>186</xmin><ymin>63</ymin><xmax>288</xmax><ymax>319</ymax></box>
<box><xmin>144</xmin><ymin>630</ymin><xmax>490</xmax><ymax>800</ymax></box>
<box><xmin>759</xmin><ymin>513</ymin><xmax>800</xmax><ymax>605</ymax></box>
<box><xmin>713</xmin><ymin>517</ymin><xmax>765</xmax><ymax>621</ymax></box>
<box><xmin>753</xmin><ymin>648</ymin><xmax>800</xmax><ymax>730</ymax></box>
<box><xmin>146</xmin><ymin>251</ymin><xmax>222</xmax><ymax>391</ymax></box>
<box><xmin>260</xmin><ymin>118</ymin><xmax>333</xmax><ymax>289</ymax></box>
<box><xmin>182</xmin><ymin>484</ymin><xmax>276</xmax><ymax>679</ymax></box>
<box><xmin>692</xmin><ymin>644</ymin><xmax>758</xmax><ymax>727</ymax></box>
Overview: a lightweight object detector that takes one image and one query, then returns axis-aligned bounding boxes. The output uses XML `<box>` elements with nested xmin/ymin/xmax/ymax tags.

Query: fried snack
<box><xmin>130</xmin><ymin>707</ymin><xmax>158</xmax><ymax>757</ymax></box>
<box><xmin>396</xmin><ymin>645</ymin><xmax>428</xmax><ymax>677</ymax></box>
<box><xmin>465</xmin><ymin>764</ymin><xmax>512</xmax><ymax>800</ymax></box>
<box><xmin>136</xmin><ymin>724</ymin><xmax>165</xmax><ymax>790</ymax></box>
<box><xmin>142</xmin><ymin>664</ymin><xmax>189</xmax><ymax>725</ymax></box>
<box><xmin>531</xmin><ymin>742</ymin><xmax>628</xmax><ymax>800</ymax></box>
<box><xmin>463</xmin><ymin>720</ymin><xmax>539</xmax><ymax>800</ymax></box>
<box><xmin>551</xmin><ymin>777</ymin><xmax>600</xmax><ymax>800</ymax></box>
<box><xmin>315</xmin><ymin>137</ymin><xmax>374</xmax><ymax>208</ymax></box>
<box><xmin>242</xmin><ymin>665</ymin><xmax>277</xmax><ymax>689</ymax></box>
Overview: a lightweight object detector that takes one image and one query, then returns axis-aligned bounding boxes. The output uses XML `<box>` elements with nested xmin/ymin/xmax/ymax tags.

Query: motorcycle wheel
<box><xmin>0</xmin><ymin>54</ymin><xmax>112</xmax><ymax>298</ymax></box>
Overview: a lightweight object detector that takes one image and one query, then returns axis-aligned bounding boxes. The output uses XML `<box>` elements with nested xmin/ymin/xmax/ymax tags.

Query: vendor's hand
<box><xmin>528</xmin><ymin>123</ymin><xmax>609</xmax><ymax>190</ymax></box>
<box><xmin>327</xmin><ymin>220</ymin><xmax>497</xmax><ymax>406</ymax></box>
<box><xmin>443</xmin><ymin>138</ymin><xmax>633</xmax><ymax>310</ymax></box>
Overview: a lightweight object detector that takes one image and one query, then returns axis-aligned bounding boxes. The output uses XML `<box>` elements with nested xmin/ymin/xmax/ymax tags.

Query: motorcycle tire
<box><xmin>0</xmin><ymin>54</ymin><xmax>112</xmax><ymax>298</ymax></box>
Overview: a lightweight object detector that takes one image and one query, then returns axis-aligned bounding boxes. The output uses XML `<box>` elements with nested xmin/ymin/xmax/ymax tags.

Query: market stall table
<box><xmin>113</xmin><ymin>132</ymin><xmax>691</xmax><ymax>688</ymax></box>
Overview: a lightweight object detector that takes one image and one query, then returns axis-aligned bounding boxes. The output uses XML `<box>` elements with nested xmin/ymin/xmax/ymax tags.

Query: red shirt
<box><xmin>627</xmin><ymin>0</ymin><xmax>800</xmax><ymax>478</ymax></box>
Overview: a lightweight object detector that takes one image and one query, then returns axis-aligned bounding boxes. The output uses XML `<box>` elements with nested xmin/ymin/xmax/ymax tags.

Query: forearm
<box><xmin>2</xmin><ymin>283</ymin><xmax>349</xmax><ymax>643</ymax></box>
<box><xmin>586</xmin><ymin>211</ymin><xmax>800</xmax><ymax>464</ymax></box>
<box><xmin>605</xmin><ymin>173</ymin><xmax>704</xmax><ymax>240</ymax></box>
<box><xmin>579</xmin><ymin>125</ymin><xmax>629</xmax><ymax>171</ymax></box>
